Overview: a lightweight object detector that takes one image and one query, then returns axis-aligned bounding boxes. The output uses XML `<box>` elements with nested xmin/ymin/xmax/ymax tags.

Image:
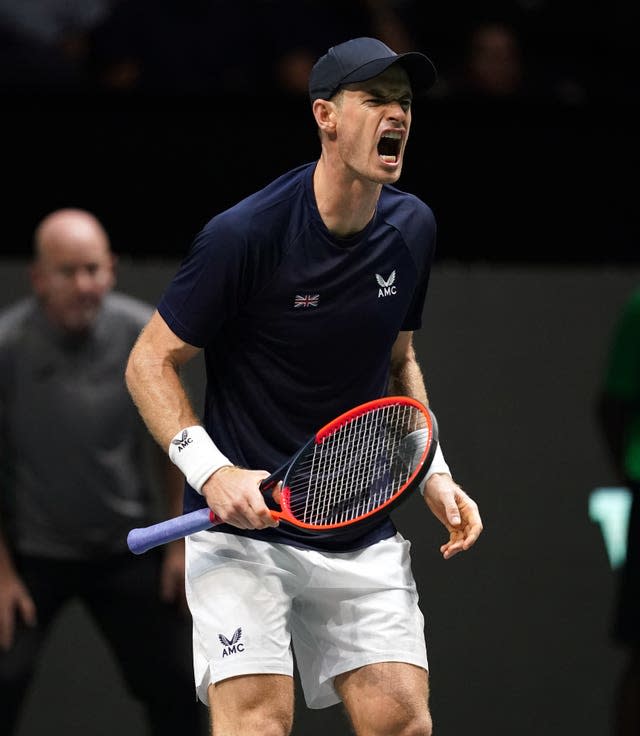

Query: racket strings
<box><xmin>286</xmin><ymin>404</ymin><xmax>428</xmax><ymax>526</ymax></box>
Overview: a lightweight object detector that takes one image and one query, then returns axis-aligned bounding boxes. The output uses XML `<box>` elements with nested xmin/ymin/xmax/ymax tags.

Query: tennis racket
<box><xmin>127</xmin><ymin>395</ymin><xmax>437</xmax><ymax>554</ymax></box>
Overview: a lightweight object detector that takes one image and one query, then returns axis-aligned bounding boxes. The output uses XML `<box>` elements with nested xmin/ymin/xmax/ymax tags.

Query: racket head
<box><xmin>277</xmin><ymin>396</ymin><xmax>437</xmax><ymax>532</ymax></box>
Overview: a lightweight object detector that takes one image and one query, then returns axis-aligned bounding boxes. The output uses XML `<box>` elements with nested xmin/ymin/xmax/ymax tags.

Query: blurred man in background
<box><xmin>0</xmin><ymin>208</ymin><xmax>204</xmax><ymax>735</ymax></box>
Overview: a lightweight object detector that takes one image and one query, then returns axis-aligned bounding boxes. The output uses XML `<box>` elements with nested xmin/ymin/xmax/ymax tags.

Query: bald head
<box><xmin>31</xmin><ymin>209</ymin><xmax>116</xmax><ymax>333</ymax></box>
<box><xmin>34</xmin><ymin>208</ymin><xmax>110</xmax><ymax>260</ymax></box>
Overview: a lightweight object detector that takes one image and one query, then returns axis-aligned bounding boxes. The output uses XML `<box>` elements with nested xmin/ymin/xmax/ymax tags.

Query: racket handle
<box><xmin>259</xmin><ymin>472</ymin><xmax>279</xmax><ymax>492</ymax></box>
<box><xmin>127</xmin><ymin>507</ymin><xmax>216</xmax><ymax>555</ymax></box>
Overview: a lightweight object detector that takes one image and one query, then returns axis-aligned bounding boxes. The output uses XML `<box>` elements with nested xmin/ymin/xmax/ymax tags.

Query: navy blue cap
<box><xmin>309</xmin><ymin>37</ymin><xmax>437</xmax><ymax>102</ymax></box>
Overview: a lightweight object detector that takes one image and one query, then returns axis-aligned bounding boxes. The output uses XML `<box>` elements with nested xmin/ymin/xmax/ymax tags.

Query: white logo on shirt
<box><xmin>376</xmin><ymin>271</ymin><xmax>397</xmax><ymax>298</ymax></box>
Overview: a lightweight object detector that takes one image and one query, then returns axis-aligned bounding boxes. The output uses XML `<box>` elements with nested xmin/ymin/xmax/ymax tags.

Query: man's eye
<box><xmin>367</xmin><ymin>97</ymin><xmax>412</xmax><ymax>109</ymax></box>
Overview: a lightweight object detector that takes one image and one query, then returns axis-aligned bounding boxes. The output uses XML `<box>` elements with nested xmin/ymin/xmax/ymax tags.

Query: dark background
<box><xmin>1</xmin><ymin>0</ymin><xmax>639</xmax><ymax>734</ymax></box>
<box><xmin>1</xmin><ymin>0</ymin><xmax>638</xmax><ymax>265</ymax></box>
<box><xmin>3</xmin><ymin>95</ymin><xmax>638</xmax><ymax>265</ymax></box>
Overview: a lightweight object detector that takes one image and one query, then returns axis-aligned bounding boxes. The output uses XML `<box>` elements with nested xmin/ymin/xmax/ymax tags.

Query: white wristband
<box><xmin>422</xmin><ymin>442</ymin><xmax>451</xmax><ymax>494</ymax></box>
<box><xmin>168</xmin><ymin>425</ymin><xmax>232</xmax><ymax>494</ymax></box>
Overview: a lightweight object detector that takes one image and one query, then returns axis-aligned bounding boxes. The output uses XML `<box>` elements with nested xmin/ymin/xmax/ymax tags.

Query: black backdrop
<box><xmin>4</xmin><ymin>93</ymin><xmax>638</xmax><ymax>264</ymax></box>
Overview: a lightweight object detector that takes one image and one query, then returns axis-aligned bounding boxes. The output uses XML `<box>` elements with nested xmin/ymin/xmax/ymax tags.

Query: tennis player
<box><xmin>126</xmin><ymin>37</ymin><xmax>483</xmax><ymax>736</ymax></box>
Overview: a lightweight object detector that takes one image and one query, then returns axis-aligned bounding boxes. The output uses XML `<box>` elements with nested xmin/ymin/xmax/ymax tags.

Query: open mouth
<box><xmin>378</xmin><ymin>131</ymin><xmax>402</xmax><ymax>163</ymax></box>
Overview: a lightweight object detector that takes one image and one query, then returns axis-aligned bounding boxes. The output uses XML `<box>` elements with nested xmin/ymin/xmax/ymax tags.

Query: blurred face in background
<box><xmin>30</xmin><ymin>209</ymin><xmax>116</xmax><ymax>333</ymax></box>
<box><xmin>467</xmin><ymin>23</ymin><xmax>523</xmax><ymax>96</ymax></box>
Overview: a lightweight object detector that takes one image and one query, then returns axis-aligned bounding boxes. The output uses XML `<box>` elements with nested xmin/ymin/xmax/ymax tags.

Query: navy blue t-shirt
<box><xmin>158</xmin><ymin>162</ymin><xmax>436</xmax><ymax>551</ymax></box>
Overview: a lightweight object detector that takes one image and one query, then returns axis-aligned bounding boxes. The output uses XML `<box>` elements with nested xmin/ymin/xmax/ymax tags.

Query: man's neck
<box><xmin>313</xmin><ymin>158</ymin><xmax>381</xmax><ymax>238</ymax></box>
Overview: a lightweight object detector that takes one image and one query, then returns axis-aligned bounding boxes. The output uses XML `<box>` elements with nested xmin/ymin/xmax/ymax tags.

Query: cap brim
<box><xmin>340</xmin><ymin>51</ymin><xmax>437</xmax><ymax>96</ymax></box>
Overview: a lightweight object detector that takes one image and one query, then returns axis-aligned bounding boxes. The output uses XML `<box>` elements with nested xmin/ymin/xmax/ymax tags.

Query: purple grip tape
<box><xmin>127</xmin><ymin>507</ymin><xmax>215</xmax><ymax>554</ymax></box>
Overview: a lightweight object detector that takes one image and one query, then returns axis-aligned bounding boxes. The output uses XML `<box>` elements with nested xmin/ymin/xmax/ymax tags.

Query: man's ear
<box><xmin>312</xmin><ymin>98</ymin><xmax>338</xmax><ymax>134</ymax></box>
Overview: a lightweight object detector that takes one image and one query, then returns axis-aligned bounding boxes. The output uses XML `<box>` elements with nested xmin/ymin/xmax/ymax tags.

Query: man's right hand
<box><xmin>201</xmin><ymin>466</ymin><xmax>279</xmax><ymax>530</ymax></box>
<box><xmin>0</xmin><ymin>569</ymin><xmax>37</xmax><ymax>650</ymax></box>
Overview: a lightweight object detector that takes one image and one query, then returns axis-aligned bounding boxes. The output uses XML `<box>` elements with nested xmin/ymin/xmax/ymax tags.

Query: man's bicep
<box><xmin>133</xmin><ymin>310</ymin><xmax>201</xmax><ymax>369</ymax></box>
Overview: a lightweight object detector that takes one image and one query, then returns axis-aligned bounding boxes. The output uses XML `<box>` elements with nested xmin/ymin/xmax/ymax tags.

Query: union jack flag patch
<box><xmin>294</xmin><ymin>294</ymin><xmax>319</xmax><ymax>308</ymax></box>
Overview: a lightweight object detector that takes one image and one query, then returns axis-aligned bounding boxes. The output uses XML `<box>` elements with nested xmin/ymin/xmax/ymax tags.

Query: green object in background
<box><xmin>589</xmin><ymin>486</ymin><xmax>632</xmax><ymax>569</ymax></box>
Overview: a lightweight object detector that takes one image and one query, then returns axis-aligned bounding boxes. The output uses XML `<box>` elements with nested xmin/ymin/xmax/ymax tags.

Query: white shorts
<box><xmin>185</xmin><ymin>530</ymin><xmax>428</xmax><ymax>709</ymax></box>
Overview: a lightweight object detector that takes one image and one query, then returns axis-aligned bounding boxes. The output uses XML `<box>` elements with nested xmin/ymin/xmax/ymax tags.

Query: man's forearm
<box><xmin>389</xmin><ymin>348</ymin><xmax>429</xmax><ymax>405</ymax></box>
<box><xmin>125</xmin><ymin>339</ymin><xmax>200</xmax><ymax>453</ymax></box>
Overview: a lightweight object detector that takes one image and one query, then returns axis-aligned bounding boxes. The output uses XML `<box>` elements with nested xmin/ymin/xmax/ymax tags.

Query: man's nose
<box><xmin>73</xmin><ymin>269</ymin><xmax>95</xmax><ymax>291</ymax></box>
